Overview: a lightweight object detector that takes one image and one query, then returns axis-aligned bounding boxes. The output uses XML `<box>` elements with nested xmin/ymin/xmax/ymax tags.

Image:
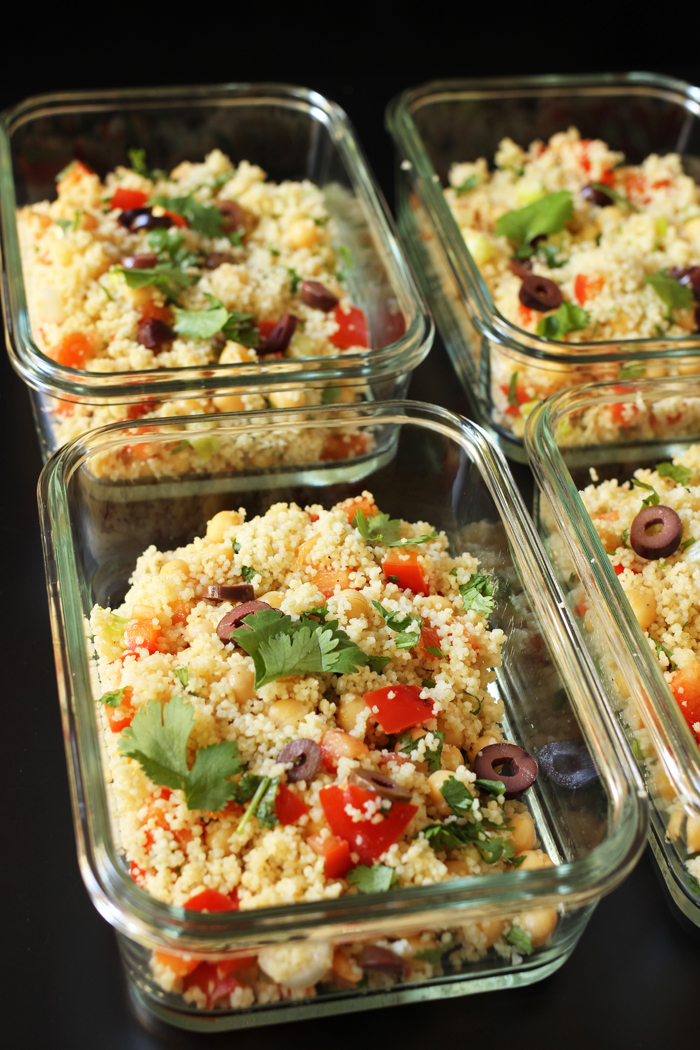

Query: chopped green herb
<box><xmin>222</xmin><ymin>310</ymin><xmax>259</xmax><ymax>348</ymax></box>
<box><xmin>337</xmin><ymin>245</ymin><xmax>352</xmax><ymax>271</ymax></box>
<box><xmin>454</xmin><ymin>174</ymin><xmax>480</xmax><ymax>196</ymax></box>
<box><xmin>475</xmin><ymin>778</ymin><xmax>506</xmax><ymax>796</ymax></box>
<box><xmin>686</xmin><ymin>871</ymin><xmax>700</xmax><ymax>892</ymax></box>
<box><xmin>232</xmin><ymin>540</ymin><xmax>241</xmax><ymax>554</ymax></box>
<box><xmin>631</xmin><ymin>477</ymin><xmax>660</xmax><ymax>507</ymax></box>
<box><xmin>353</xmin><ymin>509</ymin><xmax>437</xmax><ymax>548</ymax></box>
<box><xmin>506</xmin><ymin>926</ymin><xmax>533</xmax><ymax>955</ymax></box>
<box><xmin>71</xmin><ymin>209</ymin><xmax>82</xmax><ymax>231</ymax></box>
<box><xmin>507</xmin><ymin>372</ymin><xmax>520</xmax><ymax>408</ymax></box>
<box><xmin>476</xmin><ymin>837</ymin><xmax>517</xmax><ymax>864</ymax></box>
<box><xmin>118</xmin><ymin>695</ymin><xmax>244</xmax><ymax>810</ymax></box>
<box><xmin>495</xmin><ymin>191</ymin><xmax>573</xmax><ymax>251</ymax></box>
<box><xmin>440</xmin><ymin>775</ymin><xmax>473</xmax><ymax>815</ymax></box>
<box><xmin>537</xmin><ymin>243</ymin><xmax>569</xmax><ymax>268</ymax></box>
<box><xmin>287</xmin><ymin>268</ymin><xmax>301</xmax><ymax>293</ymax></box>
<box><xmin>269</xmin><ymin>245</ymin><xmax>280</xmax><ymax>256</ymax></box>
<box><xmin>170</xmin><ymin>440</ymin><xmax>192</xmax><ymax>454</ymax></box>
<box><xmin>387</xmin><ymin>574</ymin><xmax>400</xmax><ymax>584</ymax></box>
<box><xmin>467</xmin><ymin>693</ymin><xmax>482</xmax><ymax>714</ymax></box>
<box><xmin>424</xmin><ymin>646</ymin><xmax>445</xmax><ymax>660</ymax></box>
<box><xmin>304</xmin><ymin>604</ymin><xmax>328</xmax><ymax>620</ymax></box>
<box><xmin>422</xmin><ymin>678</ymin><xmax>436</xmax><ymax>689</ymax></box>
<box><xmin>173</xmin><ymin>667</ymin><xmax>189</xmax><ymax>688</ymax></box>
<box><xmin>618</xmin><ymin>364</ymin><xmax>646</xmax><ymax>381</ymax></box>
<box><xmin>321</xmin><ymin>387</ymin><xmax>341</xmax><ymax>405</ymax></box>
<box><xmin>56</xmin><ymin>218</ymin><xmax>72</xmax><ymax>234</ymax></box>
<box><xmin>368</xmin><ymin>655</ymin><xmax>391</xmax><ymax>674</ymax></box>
<box><xmin>347</xmin><ymin>864</ymin><xmax>396</xmax><ymax>893</ymax></box>
<box><xmin>450</xmin><ymin>569</ymin><xmax>495</xmax><ymax>615</ymax></box>
<box><xmin>230</xmin><ymin>608</ymin><xmax>369</xmax><ymax>688</ymax></box>
<box><xmin>654</xmin><ymin>641</ymin><xmax>676</xmax><ymax>671</ymax></box>
<box><xmin>147</xmin><ymin>226</ymin><xmax>187</xmax><ymax>261</ymax></box>
<box><xmin>150</xmin><ymin>193</ymin><xmax>223</xmax><ymax>238</ymax></box>
<box><xmin>227</xmin><ymin>229</ymin><xmax>244</xmax><ymax>247</ymax></box>
<box><xmin>100</xmin><ymin>687</ymin><xmax>129</xmax><ymax>708</ymax></box>
<box><xmin>237</xmin><ymin>775</ymin><xmax>279</xmax><ymax>832</ymax></box>
<box><xmin>312</xmin><ymin>216</ymin><xmax>329</xmax><ymax>227</ymax></box>
<box><xmin>173</xmin><ymin>295</ymin><xmax>230</xmax><ymax>339</ymax></box>
<box><xmin>128</xmin><ymin>148</ymin><xmax>150</xmax><ymax>179</ymax></box>
<box><xmin>589</xmin><ymin>182</ymin><xmax>639</xmax><ymax>212</ymax></box>
<box><xmin>55</xmin><ymin>160</ymin><xmax>78</xmax><ymax>182</ymax></box>
<box><xmin>241</xmin><ymin>565</ymin><xmax>259</xmax><ymax>584</ymax></box>
<box><xmin>104</xmin><ymin>613</ymin><xmax>129</xmax><ymax>639</ymax></box>
<box><xmin>621</xmin><ymin>528</ymin><xmax>630</xmax><ymax>548</ymax></box>
<box><xmin>681</xmin><ymin>537</ymin><xmax>697</xmax><ymax>551</ymax></box>
<box><xmin>116</xmin><ymin>263</ymin><xmax>196</xmax><ymax>302</ymax></box>
<box><xmin>645</xmin><ymin>271</ymin><xmax>695</xmax><ymax>319</ymax></box>
<box><xmin>371</xmin><ymin>600</ymin><xmax>423</xmax><ymax>650</ymax></box>
<box><xmin>536</xmin><ymin>301</ymin><xmax>590</xmax><ymax>340</ymax></box>
<box><xmin>398</xmin><ymin>729</ymin><xmax>445</xmax><ymax>773</ymax></box>
<box><xmin>415</xmin><ymin>935</ymin><xmax>455</xmax><ymax>962</ymax></box>
<box><xmin>100</xmin><ymin>283</ymin><xmax>114</xmax><ymax>301</ymax></box>
<box><xmin>656</xmin><ymin>461</ymin><xmax>692</xmax><ymax>486</ymax></box>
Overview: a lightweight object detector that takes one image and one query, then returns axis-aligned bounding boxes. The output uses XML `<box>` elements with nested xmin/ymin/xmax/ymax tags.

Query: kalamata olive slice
<box><xmin>132</xmin><ymin>211</ymin><xmax>173</xmax><ymax>231</ymax></box>
<box><xmin>204</xmin><ymin>251</ymin><xmax>238</xmax><ymax>270</ymax></box>
<box><xmin>216</xmin><ymin>199</ymin><xmax>246</xmax><ymax>234</ymax></box>
<box><xmin>300</xmin><ymin>280</ymin><xmax>339</xmax><ymax>312</ymax></box>
<box><xmin>537</xmin><ymin>740</ymin><xmax>598</xmax><ymax>790</ymax></box>
<box><xmin>258</xmin><ymin>313</ymin><xmax>298</xmax><ymax>356</ymax></box>
<box><xmin>122</xmin><ymin>253</ymin><xmax>159</xmax><ymax>269</ymax></box>
<box><xmin>472</xmin><ymin>743</ymin><xmax>538</xmax><ymax>799</ymax></box>
<box><xmin>277</xmin><ymin>739</ymin><xmax>322</xmax><ymax>782</ymax></box>
<box><xmin>348</xmin><ymin>767</ymin><xmax>412</xmax><ymax>803</ymax></box>
<box><xmin>519</xmin><ymin>274</ymin><xmax>563</xmax><ymax>312</ymax></box>
<box><xmin>117</xmin><ymin>206</ymin><xmax>151</xmax><ymax>229</ymax></box>
<box><xmin>581</xmin><ymin>183</ymin><xmax>614</xmax><ymax>207</ymax></box>
<box><xmin>217</xmin><ymin>600</ymin><xmax>271</xmax><ymax>642</ymax></box>
<box><xmin>136</xmin><ymin>318</ymin><xmax>175</xmax><ymax>352</ymax></box>
<box><xmin>508</xmin><ymin>258</ymin><xmax>533</xmax><ymax>278</ymax></box>
<box><xmin>358</xmin><ymin>945</ymin><xmax>404</xmax><ymax>975</ymax></box>
<box><xmin>206</xmin><ymin>584</ymin><xmax>255</xmax><ymax>603</ymax></box>
<box><xmin>629</xmin><ymin>504</ymin><xmax>682</xmax><ymax>560</ymax></box>
<box><xmin>669</xmin><ymin>265</ymin><xmax>700</xmax><ymax>300</ymax></box>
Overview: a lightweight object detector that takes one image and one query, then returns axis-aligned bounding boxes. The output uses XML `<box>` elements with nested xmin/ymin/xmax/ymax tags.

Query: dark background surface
<box><xmin>2</xmin><ymin>11</ymin><xmax>700</xmax><ymax>1049</ymax></box>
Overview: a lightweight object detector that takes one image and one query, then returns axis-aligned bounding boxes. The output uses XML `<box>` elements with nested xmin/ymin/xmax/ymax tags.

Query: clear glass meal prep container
<box><xmin>386</xmin><ymin>72</ymin><xmax>700</xmax><ymax>463</ymax></box>
<box><xmin>0</xmin><ymin>83</ymin><xmax>432</xmax><ymax>463</ymax></box>
<box><xmin>38</xmin><ymin>399</ymin><xmax>647</xmax><ymax>1031</ymax></box>
<box><xmin>525</xmin><ymin>376</ymin><xmax>700</xmax><ymax>926</ymax></box>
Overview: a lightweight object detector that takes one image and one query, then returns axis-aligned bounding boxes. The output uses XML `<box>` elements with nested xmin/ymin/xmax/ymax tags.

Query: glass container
<box><xmin>39</xmin><ymin>400</ymin><xmax>647</xmax><ymax>1030</ymax></box>
<box><xmin>0</xmin><ymin>83</ymin><xmax>432</xmax><ymax>463</ymax></box>
<box><xmin>526</xmin><ymin>376</ymin><xmax>700</xmax><ymax>925</ymax></box>
<box><xmin>386</xmin><ymin>72</ymin><xmax>700</xmax><ymax>462</ymax></box>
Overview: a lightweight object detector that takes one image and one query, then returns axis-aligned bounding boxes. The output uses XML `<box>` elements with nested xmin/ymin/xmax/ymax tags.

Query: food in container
<box><xmin>39</xmin><ymin>402</ymin><xmax>646</xmax><ymax>1029</ymax></box>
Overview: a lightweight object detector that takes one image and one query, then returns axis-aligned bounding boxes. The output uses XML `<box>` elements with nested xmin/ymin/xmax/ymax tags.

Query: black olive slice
<box><xmin>348</xmin><ymin>767</ymin><xmax>412</xmax><ymax>803</ymax></box>
<box><xmin>629</xmin><ymin>505</ymin><xmax>682</xmax><ymax>560</ymax></box>
<box><xmin>300</xmin><ymin>280</ymin><xmax>339</xmax><ymax>312</ymax></box>
<box><xmin>216</xmin><ymin>600</ymin><xmax>271</xmax><ymax>642</ymax></box>
<box><xmin>472</xmin><ymin>742</ymin><xmax>537</xmax><ymax>799</ymax></box>
<box><xmin>277</xmin><ymin>739</ymin><xmax>322</xmax><ymax>782</ymax></box>
<box><xmin>358</xmin><ymin>945</ymin><xmax>404</xmax><ymax>975</ymax></box>
<box><xmin>206</xmin><ymin>585</ymin><xmax>255</xmax><ymax>604</ymax></box>
<box><xmin>257</xmin><ymin>314</ymin><xmax>298</xmax><ymax>356</ymax></box>
<box><xmin>581</xmin><ymin>183</ymin><xmax>614</xmax><ymax>207</ymax></box>
<box><xmin>136</xmin><ymin>318</ymin><xmax>175</xmax><ymax>352</ymax></box>
<box><xmin>537</xmin><ymin>740</ymin><xmax>598</xmax><ymax>790</ymax></box>
<box><xmin>519</xmin><ymin>274</ymin><xmax>563</xmax><ymax>312</ymax></box>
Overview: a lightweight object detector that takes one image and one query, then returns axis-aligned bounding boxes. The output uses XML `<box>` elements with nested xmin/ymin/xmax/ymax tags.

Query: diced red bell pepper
<box><xmin>110</xmin><ymin>187</ymin><xmax>148</xmax><ymax>212</ymax></box>
<box><xmin>184</xmin><ymin>889</ymin><xmax>239</xmax><ymax>912</ymax></box>
<box><xmin>363</xmin><ymin>683</ymin><xmax>434</xmax><ymax>735</ymax></box>
<box><xmin>330</xmin><ymin>305</ymin><xmax>369</xmax><ymax>350</ymax></box>
<box><xmin>320</xmin><ymin>432</ymin><xmax>369</xmax><ymax>461</ymax></box>
<box><xmin>381</xmin><ymin>550</ymin><xmax>429</xmax><ymax>595</ymax></box>
<box><xmin>670</xmin><ymin>661</ymin><xmax>700</xmax><ymax>743</ymax></box>
<box><xmin>258</xmin><ymin>319</ymin><xmax>276</xmax><ymax>340</ymax></box>
<box><xmin>124</xmin><ymin>619</ymin><xmax>161</xmax><ymax>654</ymax></box>
<box><xmin>183</xmin><ymin>962</ymin><xmax>243</xmax><ymax>1007</ymax></box>
<box><xmin>130</xmin><ymin>860</ymin><xmax>147</xmax><ymax>885</ymax></box>
<box><xmin>319</xmin><ymin>783</ymin><xmax>417</xmax><ymax>865</ymax></box>
<box><xmin>339</xmin><ymin>495</ymin><xmax>378</xmax><ymax>523</ymax></box>
<box><xmin>613</xmin><ymin>563</ymin><xmax>625</xmax><ymax>576</ymax></box>
<box><xmin>275</xmin><ymin>782</ymin><xmax>309</xmax><ymax>825</ymax></box>
<box><xmin>105</xmin><ymin>687</ymin><xmax>134</xmax><ymax>733</ymax></box>
<box><xmin>52</xmin><ymin>331</ymin><xmax>98</xmax><ymax>369</ymax></box>
<box><xmin>418</xmin><ymin>624</ymin><xmax>444</xmax><ymax>660</ymax></box>
<box><xmin>323</xmin><ymin>836</ymin><xmax>353</xmax><ymax>878</ymax></box>
<box><xmin>163</xmin><ymin>208</ymin><xmax>188</xmax><ymax>228</ymax></box>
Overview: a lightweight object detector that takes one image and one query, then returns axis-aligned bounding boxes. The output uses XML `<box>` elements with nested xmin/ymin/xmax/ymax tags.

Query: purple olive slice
<box><xmin>358</xmin><ymin>945</ymin><xmax>404</xmax><ymax>976</ymax></box>
<box><xmin>537</xmin><ymin>740</ymin><xmax>597</xmax><ymax>790</ymax></box>
<box><xmin>669</xmin><ymin>265</ymin><xmax>700</xmax><ymax>300</ymax></box>
<box><xmin>277</xmin><ymin>739</ymin><xmax>322</xmax><ymax>782</ymax></box>
<box><xmin>581</xmin><ymin>183</ymin><xmax>614</xmax><ymax>207</ymax></box>
<box><xmin>258</xmin><ymin>313</ymin><xmax>298</xmax><ymax>356</ymax></box>
<box><xmin>122</xmin><ymin>253</ymin><xmax>159</xmax><ymax>269</ymax></box>
<box><xmin>348</xmin><ymin>767</ymin><xmax>411</xmax><ymax>803</ymax></box>
<box><xmin>629</xmin><ymin>505</ymin><xmax>682</xmax><ymax>560</ymax></box>
<box><xmin>117</xmin><ymin>206</ymin><xmax>151</xmax><ymax>229</ymax></box>
<box><xmin>472</xmin><ymin>742</ymin><xmax>537</xmax><ymax>799</ymax></box>
<box><xmin>508</xmin><ymin>258</ymin><xmax>533</xmax><ymax>278</ymax></box>
<box><xmin>204</xmin><ymin>251</ymin><xmax>238</xmax><ymax>270</ymax></box>
<box><xmin>136</xmin><ymin>318</ymin><xmax>175</xmax><ymax>352</ymax></box>
<box><xmin>519</xmin><ymin>274</ymin><xmax>563</xmax><ymax>312</ymax></box>
<box><xmin>216</xmin><ymin>600</ymin><xmax>271</xmax><ymax>642</ymax></box>
<box><xmin>300</xmin><ymin>280</ymin><xmax>339</xmax><ymax>312</ymax></box>
<box><xmin>206</xmin><ymin>584</ymin><xmax>255</xmax><ymax>603</ymax></box>
<box><xmin>131</xmin><ymin>211</ymin><xmax>173</xmax><ymax>232</ymax></box>
<box><xmin>216</xmin><ymin>198</ymin><xmax>246</xmax><ymax>234</ymax></box>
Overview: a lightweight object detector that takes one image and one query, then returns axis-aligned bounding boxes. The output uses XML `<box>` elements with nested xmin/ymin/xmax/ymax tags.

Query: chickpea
<box><xmin>509</xmin><ymin>811</ymin><xmax>537</xmax><ymax>855</ymax></box>
<box><xmin>620</xmin><ymin>580</ymin><xmax>657</xmax><ymax>631</ymax></box>
<box><xmin>212</xmin><ymin>394</ymin><xmax>246</xmax><ymax>413</ymax></box>
<box><xmin>686</xmin><ymin>815</ymin><xmax>700</xmax><ymax>854</ymax></box>
<box><xmin>684</xmin><ymin>216</ymin><xmax>700</xmax><ymax>241</ymax></box>
<box><xmin>517</xmin><ymin>849</ymin><xmax>554</xmax><ymax>871</ymax></box>
<box><xmin>441</xmin><ymin>744</ymin><xmax>463</xmax><ymax>771</ymax></box>
<box><xmin>259</xmin><ymin>590</ymin><xmax>285</xmax><ymax>609</ymax></box>
<box><xmin>284</xmin><ymin>219</ymin><xmax>320</xmax><ymax>251</ymax></box>
<box><xmin>269</xmin><ymin>699</ymin><xmax>312</xmax><ymax>727</ymax></box>
<box><xmin>269</xmin><ymin>389</ymin><xmax>306</xmax><ymax>409</ymax></box>
<box><xmin>465</xmin><ymin>732</ymin><xmax>500</xmax><ymax>764</ymax></box>
<box><xmin>321</xmin><ymin>729</ymin><xmax>369</xmax><ymax>764</ymax></box>
<box><xmin>337</xmin><ymin>694</ymin><xmax>367</xmax><ymax>734</ymax></box>
<box><xmin>335</xmin><ymin>589</ymin><xmax>371</xmax><ymax>620</ymax></box>
<box><xmin>516</xmin><ymin>907</ymin><xmax>558</xmax><ymax>948</ymax></box>
<box><xmin>445</xmin><ymin>859</ymin><xmax>470</xmax><ymax>877</ymax></box>
<box><xmin>132</xmin><ymin>603</ymin><xmax>156</xmax><ymax>621</ymax></box>
<box><xmin>219</xmin><ymin>342</ymin><xmax>254</xmax><ymax>364</ymax></box>
<box><xmin>229</xmin><ymin>664</ymin><xmax>255</xmax><ymax>703</ymax></box>
<box><xmin>160</xmin><ymin>559</ymin><xmax>190</xmax><ymax>577</ymax></box>
<box><xmin>206</xmin><ymin>510</ymin><xmax>242</xmax><ymax>543</ymax></box>
<box><xmin>427</xmin><ymin>770</ymin><xmax>456</xmax><ymax>817</ymax></box>
<box><xmin>424</xmin><ymin>595</ymin><xmax>452</xmax><ymax>613</ymax></box>
<box><xmin>296</xmin><ymin>534</ymin><xmax>320</xmax><ymax>567</ymax></box>
<box><xmin>123</xmin><ymin>285</ymin><xmax>154</xmax><ymax>310</ymax></box>
<box><xmin>476</xmin><ymin>918</ymin><xmax>506</xmax><ymax>949</ymax></box>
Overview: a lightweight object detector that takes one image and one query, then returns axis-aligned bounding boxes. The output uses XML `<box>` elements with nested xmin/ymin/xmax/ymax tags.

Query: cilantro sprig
<box><xmin>495</xmin><ymin>191</ymin><xmax>573</xmax><ymax>255</ymax></box>
<box><xmin>352</xmin><ymin>509</ymin><xmax>436</xmax><ymax>548</ymax></box>
<box><xmin>173</xmin><ymin>294</ymin><xmax>259</xmax><ymax>346</ymax></box>
<box><xmin>371</xmin><ymin>600</ymin><xmax>422</xmax><ymax>649</ymax></box>
<box><xmin>506</xmin><ymin>927</ymin><xmax>533</xmax><ymax>955</ymax></box>
<box><xmin>397</xmin><ymin>729</ymin><xmax>445</xmax><ymax>773</ymax></box>
<box><xmin>150</xmin><ymin>193</ymin><xmax>223</xmax><ymax>238</ymax></box>
<box><xmin>454</xmin><ymin>174</ymin><xmax>480</xmax><ymax>196</ymax></box>
<box><xmin>100</xmin><ymin>687</ymin><xmax>129</xmax><ymax>708</ymax></box>
<box><xmin>631</xmin><ymin>477</ymin><xmax>660</xmax><ymax>507</ymax></box>
<box><xmin>589</xmin><ymin>182</ymin><xmax>639</xmax><ymax>212</ymax></box>
<box><xmin>229</xmin><ymin>608</ymin><xmax>368</xmax><ymax>688</ymax></box>
<box><xmin>536</xmin><ymin>302</ymin><xmax>590</xmax><ymax>340</ymax></box>
<box><xmin>116</xmin><ymin>262</ymin><xmax>196</xmax><ymax>302</ymax></box>
<box><xmin>347</xmin><ymin>864</ymin><xmax>396</xmax><ymax>893</ymax></box>
<box><xmin>118</xmin><ymin>695</ymin><xmax>244</xmax><ymax>811</ymax></box>
<box><xmin>656</xmin><ymin>461</ymin><xmax>692</xmax><ymax>486</ymax></box>
<box><xmin>440</xmin><ymin>776</ymin><xmax>473</xmax><ymax>815</ymax></box>
<box><xmin>450</xmin><ymin>569</ymin><xmax>495</xmax><ymax>615</ymax></box>
<box><xmin>645</xmin><ymin>271</ymin><xmax>695</xmax><ymax>319</ymax></box>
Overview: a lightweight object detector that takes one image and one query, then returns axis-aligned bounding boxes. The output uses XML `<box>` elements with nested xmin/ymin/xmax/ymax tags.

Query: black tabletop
<box><xmin>2</xmin><ymin>23</ymin><xmax>700</xmax><ymax>1049</ymax></box>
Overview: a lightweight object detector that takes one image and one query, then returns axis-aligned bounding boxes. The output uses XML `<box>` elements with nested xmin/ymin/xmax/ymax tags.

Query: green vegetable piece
<box><xmin>118</xmin><ymin>695</ymin><xmax>244</xmax><ymax>811</ymax></box>
<box><xmin>537</xmin><ymin>243</ymin><xmax>568</xmax><ymax>268</ymax></box>
<box><xmin>150</xmin><ymin>193</ymin><xmax>223</xmax><ymax>238</ymax></box>
<box><xmin>255</xmin><ymin>776</ymin><xmax>281</xmax><ymax>829</ymax></box>
<box><xmin>631</xmin><ymin>477</ymin><xmax>660</xmax><ymax>507</ymax></box>
<box><xmin>371</xmin><ymin>600</ymin><xmax>423</xmax><ymax>650</ymax></box>
<box><xmin>422</xmin><ymin>678</ymin><xmax>436</xmax><ymax>689</ymax></box>
<box><xmin>450</xmin><ymin>569</ymin><xmax>495</xmax><ymax>615</ymax></box>
<box><xmin>440</xmin><ymin>775</ymin><xmax>473</xmax><ymax>815</ymax></box>
<box><xmin>645</xmin><ymin>271</ymin><xmax>695</xmax><ymax>319</ymax></box>
<box><xmin>654</xmin><ymin>641</ymin><xmax>676</xmax><ymax>671</ymax></box>
<box><xmin>287</xmin><ymin>268</ymin><xmax>301</xmax><ymax>293</ymax></box>
<box><xmin>353</xmin><ymin>508</ymin><xmax>436</xmax><ymax>548</ymax></box>
<box><xmin>507</xmin><ymin>372</ymin><xmax>520</xmax><ymax>408</ymax></box>
<box><xmin>104</xmin><ymin>613</ymin><xmax>129</xmax><ymax>639</ymax></box>
<box><xmin>337</xmin><ymin>245</ymin><xmax>352</xmax><ymax>271</ymax></box>
<box><xmin>618</xmin><ymin>364</ymin><xmax>646</xmax><ymax>380</ymax></box>
<box><xmin>398</xmin><ymin>729</ymin><xmax>445</xmax><ymax>773</ymax></box>
<box><xmin>116</xmin><ymin>263</ymin><xmax>195</xmax><ymax>302</ymax></box>
<box><xmin>536</xmin><ymin>301</ymin><xmax>591</xmax><ymax>340</ymax></box>
<box><xmin>415</xmin><ymin>935</ymin><xmax>455</xmax><ymax>962</ymax></box>
<box><xmin>475</xmin><ymin>778</ymin><xmax>507</xmax><ymax>796</ymax></box>
<box><xmin>100</xmin><ymin>687</ymin><xmax>129</xmax><ymax>708</ymax></box>
<box><xmin>368</xmin><ymin>655</ymin><xmax>391</xmax><ymax>673</ymax></box>
<box><xmin>495</xmin><ymin>191</ymin><xmax>573</xmax><ymax>249</ymax></box>
<box><xmin>506</xmin><ymin>926</ymin><xmax>533</xmax><ymax>955</ymax></box>
<box><xmin>454</xmin><ymin>174</ymin><xmax>480</xmax><ymax>196</ymax></box>
<box><xmin>237</xmin><ymin>776</ymin><xmax>273</xmax><ymax>832</ymax></box>
<box><xmin>347</xmin><ymin>864</ymin><xmax>395</xmax><ymax>893</ymax></box>
<box><xmin>656</xmin><ymin>461</ymin><xmax>692</xmax><ymax>486</ymax></box>
<box><xmin>173</xmin><ymin>295</ymin><xmax>230</xmax><ymax>339</ymax></box>
<box><xmin>241</xmin><ymin>565</ymin><xmax>259</xmax><ymax>584</ymax></box>
<box><xmin>128</xmin><ymin>148</ymin><xmax>150</xmax><ymax>179</ymax></box>
<box><xmin>173</xmin><ymin>667</ymin><xmax>188</xmax><ymax>688</ymax></box>
<box><xmin>476</xmin><ymin>837</ymin><xmax>516</xmax><ymax>864</ymax></box>
<box><xmin>55</xmin><ymin>160</ymin><xmax>78</xmax><ymax>182</ymax></box>
<box><xmin>681</xmin><ymin>537</ymin><xmax>697</xmax><ymax>552</ymax></box>
<box><xmin>56</xmin><ymin>218</ymin><xmax>72</xmax><ymax>233</ymax></box>
<box><xmin>232</xmin><ymin>540</ymin><xmax>241</xmax><ymax>554</ymax></box>
<box><xmin>170</xmin><ymin>440</ymin><xmax>192</xmax><ymax>454</ymax></box>
<box><xmin>321</xmin><ymin>387</ymin><xmax>341</xmax><ymax>405</ymax></box>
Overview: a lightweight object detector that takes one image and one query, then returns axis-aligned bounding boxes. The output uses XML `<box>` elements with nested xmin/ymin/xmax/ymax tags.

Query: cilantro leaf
<box><xmin>222</xmin><ymin>310</ymin><xmax>259</xmax><ymax>348</ymax></box>
<box><xmin>353</xmin><ymin>509</ymin><xmax>437</xmax><ymax>548</ymax></box>
<box><xmin>100</xmin><ymin>687</ymin><xmax>129</xmax><ymax>708</ymax></box>
<box><xmin>305</xmin><ymin>604</ymin><xmax>328</xmax><ymax>620</ymax></box>
<box><xmin>287</xmin><ymin>268</ymin><xmax>301</xmax><ymax>293</ymax></box>
<box><xmin>415</xmin><ymin>935</ymin><xmax>455</xmax><ymax>961</ymax></box>
<box><xmin>454</xmin><ymin>174</ymin><xmax>480</xmax><ymax>196</ymax></box>
<box><xmin>506</xmin><ymin>926</ymin><xmax>533</xmax><ymax>955</ymax></box>
<box><xmin>476</xmin><ymin>837</ymin><xmax>516</xmax><ymax>864</ymax></box>
<box><xmin>241</xmin><ymin>565</ymin><xmax>259</xmax><ymax>584</ymax></box>
<box><xmin>368</xmin><ymin>654</ymin><xmax>391</xmax><ymax>673</ymax></box>
<box><xmin>255</xmin><ymin>777</ymin><xmax>280</xmax><ymax>828</ymax></box>
<box><xmin>128</xmin><ymin>148</ymin><xmax>150</xmax><ymax>179</ymax></box>
<box><xmin>495</xmin><ymin>191</ymin><xmax>573</xmax><ymax>250</ymax></box>
<box><xmin>56</xmin><ymin>218</ymin><xmax>72</xmax><ymax>234</ymax></box>
<box><xmin>237</xmin><ymin>775</ymin><xmax>277</xmax><ymax>831</ymax></box>
<box><xmin>536</xmin><ymin>301</ymin><xmax>590</xmax><ymax>340</ymax></box>
<box><xmin>632</xmin><ymin>477</ymin><xmax>660</xmax><ymax>507</ymax></box>
<box><xmin>321</xmin><ymin>387</ymin><xmax>341</xmax><ymax>405</ymax></box>
<box><xmin>173</xmin><ymin>296</ymin><xmax>230</xmax><ymax>339</ymax></box>
<box><xmin>173</xmin><ymin>667</ymin><xmax>188</xmax><ymax>689</ymax></box>
<box><xmin>232</xmin><ymin>540</ymin><xmax>241</xmax><ymax>554</ymax></box>
<box><xmin>371</xmin><ymin>600</ymin><xmax>422</xmax><ymax>649</ymax></box>
<box><xmin>654</xmin><ymin>640</ymin><xmax>676</xmax><ymax>671</ymax></box>
<box><xmin>347</xmin><ymin>864</ymin><xmax>396</xmax><ymax>893</ymax></box>
<box><xmin>440</xmin><ymin>776</ymin><xmax>473</xmax><ymax>815</ymax></box>
<box><xmin>231</xmin><ymin>772</ymin><xmax>264</xmax><ymax>805</ymax></box>
<box><xmin>618</xmin><ymin>364</ymin><xmax>646</xmax><ymax>380</ymax></box>
<box><xmin>421</xmin><ymin>823</ymin><xmax>474</xmax><ymax>851</ymax></box>
<box><xmin>422</xmin><ymin>678</ymin><xmax>435</xmax><ymax>688</ymax></box>
<box><xmin>450</xmin><ymin>569</ymin><xmax>495</xmax><ymax>615</ymax></box>
<box><xmin>398</xmin><ymin>729</ymin><xmax>445</xmax><ymax>773</ymax></box>
<box><xmin>645</xmin><ymin>271</ymin><xmax>695</xmax><ymax>319</ymax></box>
<box><xmin>150</xmin><ymin>194</ymin><xmax>223</xmax><ymax>238</ymax></box>
<box><xmin>229</xmin><ymin>608</ymin><xmax>368</xmax><ymax>687</ymax></box>
<box><xmin>656</xmin><ymin>461</ymin><xmax>692</xmax><ymax>486</ymax></box>
<box><xmin>681</xmin><ymin>537</ymin><xmax>697</xmax><ymax>552</ymax></box>
<box><xmin>147</xmin><ymin>226</ymin><xmax>186</xmax><ymax>260</ymax></box>
<box><xmin>475</xmin><ymin>778</ymin><xmax>506</xmax><ymax>796</ymax></box>
<box><xmin>116</xmin><ymin>263</ymin><xmax>195</xmax><ymax>301</ymax></box>
<box><xmin>589</xmin><ymin>182</ymin><xmax>639</xmax><ymax>212</ymax></box>
<box><xmin>118</xmin><ymin>695</ymin><xmax>244</xmax><ymax>810</ymax></box>
<box><xmin>537</xmin><ymin>243</ymin><xmax>568</xmax><ymax>268</ymax></box>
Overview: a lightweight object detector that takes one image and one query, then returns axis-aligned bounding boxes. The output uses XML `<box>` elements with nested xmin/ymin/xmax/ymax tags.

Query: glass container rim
<box><xmin>385</xmin><ymin>70</ymin><xmax>700</xmax><ymax>366</ymax></box>
<box><xmin>1</xmin><ymin>82</ymin><xmax>433</xmax><ymax>400</ymax></box>
<box><xmin>39</xmin><ymin>399</ymin><xmax>647</xmax><ymax>951</ymax></box>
